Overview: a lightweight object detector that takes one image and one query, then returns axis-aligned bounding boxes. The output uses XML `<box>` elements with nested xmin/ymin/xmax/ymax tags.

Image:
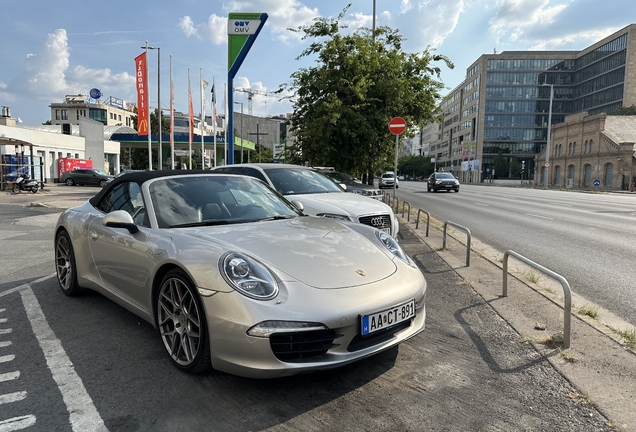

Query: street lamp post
<box><xmin>142</xmin><ymin>44</ymin><xmax>161</xmax><ymax>170</ymax></box>
<box><xmin>542</xmin><ymin>82</ymin><xmax>554</xmax><ymax>187</ymax></box>
<box><xmin>234</xmin><ymin>102</ymin><xmax>243</xmax><ymax>163</ymax></box>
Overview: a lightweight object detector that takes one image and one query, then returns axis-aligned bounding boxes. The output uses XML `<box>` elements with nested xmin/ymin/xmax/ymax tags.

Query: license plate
<box><xmin>361</xmin><ymin>299</ymin><xmax>415</xmax><ymax>335</ymax></box>
<box><xmin>445</xmin><ymin>184</ymin><xmax>452</xmax><ymax>187</ymax></box>
<box><xmin>381</xmin><ymin>227</ymin><xmax>391</xmax><ymax>234</ymax></box>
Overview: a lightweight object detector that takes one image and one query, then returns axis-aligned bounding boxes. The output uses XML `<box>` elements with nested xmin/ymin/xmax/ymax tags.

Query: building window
<box><xmin>61</xmin><ymin>110</ymin><xmax>68</xmax><ymax>120</ymax></box>
<box><xmin>584</xmin><ymin>140</ymin><xmax>588</xmax><ymax>153</ymax></box>
<box><xmin>589</xmin><ymin>139</ymin><xmax>594</xmax><ymax>153</ymax></box>
<box><xmin>55</xmin><ymin>110</ymin><xmax>60</xmax><ymax>120</ymax></box>
<box><xmin>584</xmin><ymin>164</ymin><xmax>592</xmax><ymax>186</ymax></box>
<box><xmin>555</xmin><ymin>165</ymin><xmax>561</xmax><ymax>184</ymax></box>
<box><xmin>75</xmin><ymin>153</ymin><xmax>79</xmax><ymax>159</ymax></box>
<box><xmin>568</xmin><ymin>165</ymin><xmax>575</xmax><ymax>184</ymax></box>
<box><xmin>573</xmin><ymin>142</ymin><xmax>576</xmax><ymax>155</ymax></box>
<box><xmin>605</xmin><ymin>163</ymin><xmax>614</xmax><ymax>186</ymax></box>
<box><xmin>568</xmin><ymin>143</ymin><xmax>572</xmax><ymax>155</ymax></box>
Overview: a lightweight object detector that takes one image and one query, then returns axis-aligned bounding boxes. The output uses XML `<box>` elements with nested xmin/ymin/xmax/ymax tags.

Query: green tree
<box><xmin>492</xmin><ymin>153</ymin><xmax>508</xmax><ymax>179</ymax></box>
<box><xmin>509</xmin><ymin>159</ymin><xmax>520</xmax><ymax>178</ymax></box>
<box><xmin>610</xmin><ymin>104</ymin><xmax>636</xmax><ymax>115</ymax></box>
<box><xmin>398</xmin><ymin>155</ymin><xmax>434</xmax><ymax>179</ymax></box>
<box><xmin>280</xmin><ymin>5</ymin><xmax>452</xmax><ymax>184</ymax></box>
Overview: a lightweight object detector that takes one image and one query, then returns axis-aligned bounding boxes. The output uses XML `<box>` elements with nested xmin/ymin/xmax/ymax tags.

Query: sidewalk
<box><xmin>397</xmin><ymin>212</ymin><xmax>636</xmax><ymax>430</ymax></box>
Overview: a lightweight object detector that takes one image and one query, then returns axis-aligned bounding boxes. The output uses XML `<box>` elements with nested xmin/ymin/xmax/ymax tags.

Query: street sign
<box><xmin>593</xmin><ymin>179</ymin><xmax>601</xmax><ymax>187</ymax></box>
<box><xmin>388</xmin><ymin>117</ymin><xmax>406</xmax><ymax>135</ymax></box>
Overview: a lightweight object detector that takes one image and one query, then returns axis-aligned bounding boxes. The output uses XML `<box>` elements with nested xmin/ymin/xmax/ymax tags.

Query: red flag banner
<box><xmin>135</xmin><ymin>52</ymin><xmax>149</xmax><ymax>136</ymax></box>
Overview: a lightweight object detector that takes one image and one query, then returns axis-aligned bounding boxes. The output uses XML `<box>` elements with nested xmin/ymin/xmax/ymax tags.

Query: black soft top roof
<box><xmin>88</xmin><ymin>170</ymin><xmax>224</xmax><ymax>207</ymax></box>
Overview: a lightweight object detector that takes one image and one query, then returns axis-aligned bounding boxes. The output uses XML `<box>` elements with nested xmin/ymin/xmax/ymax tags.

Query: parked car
<box><xmin>61</xmin><ymin>169</ymin><xmax>113</xmax><ymax>187</ymax></box>
<box><xmin>427</xmin><ymin>172</ymin><xmax>460</xmax><ymax>192</ymax></box>
<box><xmin>54</xmin><ymin>170</ymin><xmax>427</xmax><ymax>378</ymax></box>
<box><xmin>379</xmin><ymin>172</ymin><xmax>399</xmax><ymax>189</ymax></box>
<box><xmin>316</xmin><ymin>170</ymin><xmax>383</xmax><ymax>200</ymax></box>
<box><xmin>212</xmin><ymin>163</ymin><xmax>399</xmax><ymax>237</ymax></box>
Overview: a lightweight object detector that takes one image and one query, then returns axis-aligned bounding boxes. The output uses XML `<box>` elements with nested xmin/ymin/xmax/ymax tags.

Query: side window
<box><xmin>243</xmin><ymin>168</ymin><xmax>268</xmax><ymax>183</ymax></box>
<box><xmin>97</xmin><ymin>182</ymin><xmax>148</xmax><ymax>227</ymax></box>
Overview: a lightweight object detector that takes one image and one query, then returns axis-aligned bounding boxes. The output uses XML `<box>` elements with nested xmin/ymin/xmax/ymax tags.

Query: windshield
<box><xmin>149</xmin><ymin>175</ymin><xmax>301</xmax><ymax>228</ymax></box>
<box><xmin>95</xmin><ymin>170</ymin><xmax>110</xmax><ymax>176</ymax></box>
<box><xmin>264</xmin><ymin>168</ymin><xmax>343</xmax><ymax>195</ymax></box>
<box><xmin>382</xmin><ymin>173</ymin><xmax>395</xmax><ymax>179</ymax></box>
<box><xmin>436</xmin><ymin>173</ymin><xmax>455</xmax><ymax>179</ymax></box>
<box><xmin>325</xmin><ymin>172</ymin><xmax>355</xmax><ymax>183</ymax></box>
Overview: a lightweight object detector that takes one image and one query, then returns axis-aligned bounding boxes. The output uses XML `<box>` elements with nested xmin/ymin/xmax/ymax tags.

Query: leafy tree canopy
<box><xmin>280</xmin><ymin>5</ymin><xmax>453</xmax><ymax>181</ymax></box>
<box><xmin>398</xmin><ymin>155</ymin><xmax>434</xmax><ymax>179</ymax></box>
<box><xmin>610</xmin><ymin>104</ymin><xmax>636</xmax><ymax>115</ymax></box>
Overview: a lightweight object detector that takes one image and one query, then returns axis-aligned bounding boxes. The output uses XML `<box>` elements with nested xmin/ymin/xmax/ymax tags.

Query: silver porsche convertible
<box><xmin>54</xmin><ymin>171</ymin><xmax>427</xmax><ymax>378</ymax></box>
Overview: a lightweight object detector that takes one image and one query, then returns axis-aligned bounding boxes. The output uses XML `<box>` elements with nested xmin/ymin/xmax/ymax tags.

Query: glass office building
<box><xmin>432</xmin><ymin>24</ymin><xmax>636</xmax><ymax>182</ymax></box>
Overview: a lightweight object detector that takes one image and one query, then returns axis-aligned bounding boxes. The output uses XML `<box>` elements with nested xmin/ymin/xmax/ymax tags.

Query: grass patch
<box><xmin>569</xmin><ymin>391</ymin><xmax>593</xmax><ymax>405</ymax></box>
<box><xmin>559</xmin><ymin>349</ymin><xmax>577</xmax><ymax>363</ymax></box>
<box><xmin>614</xmin><ymin>327</ymin><xmax>636</xmax><ymax>350</ymax></box>
<box><xmin>522</xmin><ymin>270</ymin><xmax>542</xmax><ymax>284</ymax></box>
<box><xmin>536</xmin><ymin>332</ymin><xmax>563</xmax><ymax>348</ymax></box>
<box><xmin>578</xmin><ymin>305</ymin><xmax>599</xmax><ymax>320</ymax></box>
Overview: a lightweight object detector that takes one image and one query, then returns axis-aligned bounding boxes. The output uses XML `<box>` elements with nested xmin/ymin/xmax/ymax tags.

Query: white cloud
<box><xmin>528</xmin><ymin>27</ymin><xmax>622</xmax><ymax>50</ymax></box>
<box><xmin>2</xmin><ymin>28</ymin><xmax>134</xmax><ymax>102</ymax></box>
<box><xmin>178</xmin><ymin>14</ymin><xmax>227</xmax><ymax>44</ymax></box>
<box><xmin>400</xmin><ymin>0</ymin><xmax>465</xmax><ymax>49</ymax></box>
<box><xmin>0</xmin><ymin>82</ymin><xmax>7</xmax><ymax>89</ymax></box>
<box><xmin>180</xmin><ymin>0</ymin><xmax>319</xmax><ymax>44</ymax></box>
<box><xmin>489</xmin><ymin>0</ymin><xmax>568</xmax><ymax>43</ymax></box>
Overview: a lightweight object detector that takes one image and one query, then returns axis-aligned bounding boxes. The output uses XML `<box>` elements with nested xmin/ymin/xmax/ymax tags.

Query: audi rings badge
<box><xmin>370</xmin><ymin>216</ymin><xmax>385</xmax><ymax>227</ymax></box>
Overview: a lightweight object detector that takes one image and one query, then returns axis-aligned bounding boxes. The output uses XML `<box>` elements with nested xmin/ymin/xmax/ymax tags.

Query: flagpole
<box><xmin>170</xmin><ymin>55</ymin><xmax>174</xmax><ymax>170</ymax></box>
<box><xmin>212</xmin><ymin>78</ymin><xmax>217</xmax><ymax>167</ymax></box>
<box><xmin>188</xmin><ymin>68</ymin><xmax>192</xmax><ymax>170</ymax></box>
<box><xmin>224</xmin><ymin>83</ymin><xmax>228</xmax><ymax>165</ymax></box>
<box><xmin>144</xmin><ymin>41</ymin><xmax>152</xmax><ymax>171</ymax></box>
<box><xmin>200</xmin><ymin>69</ymin><xmax>205</xmax><ymax>169</ymax></box>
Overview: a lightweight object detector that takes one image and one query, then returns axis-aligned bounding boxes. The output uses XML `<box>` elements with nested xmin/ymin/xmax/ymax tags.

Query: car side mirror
<box><xmin>290</xmin><ymin>199</ymin><xmax>304</xmax><ymax>213</ymax></box>
<box><xmin>103</xmin><ymin>210</ymin><xmax>139</xmax><ymax>234</ymax></box>
<box><xmin>340</xmin><ymin>183</ymin><xmax>347</xmax><ymax>191</ymax></box>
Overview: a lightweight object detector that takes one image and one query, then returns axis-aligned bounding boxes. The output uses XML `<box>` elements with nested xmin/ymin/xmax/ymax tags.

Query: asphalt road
<box><xmin>0</xmin><ymin>186</ymin><xmax>613</xmax><ymax>431</ymax></box>
<box><xmin>394</xmin><ymin>181</ymin><xmax>636</xmax><ymax>328</ymax></box>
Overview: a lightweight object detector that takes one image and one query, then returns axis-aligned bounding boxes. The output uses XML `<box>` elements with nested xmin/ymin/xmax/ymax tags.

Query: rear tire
<box><xmin>12</xmin><ymin>185</ymin><xmax>20</xmax><ymax>194</ymax></box>
<box><xmin>99</xmin><ymin>179</ymin><xmax>107</xmax><ymax>188</ymax></box>
<box><xmin>30</xmin><ymin>186</ymin><xmax>38</xmax><ymax>194</ymax></box>
<box><xmin>65</xmin><ymin>178</ymin><xmax>75</xmax><ymax>186</ymax></box>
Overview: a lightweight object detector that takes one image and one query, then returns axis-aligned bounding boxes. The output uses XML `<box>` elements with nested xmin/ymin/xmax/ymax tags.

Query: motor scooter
<box><xmin>12</xmin><ymin>174</ymin><xmax>39</xmax><ymax>194</ymax></box>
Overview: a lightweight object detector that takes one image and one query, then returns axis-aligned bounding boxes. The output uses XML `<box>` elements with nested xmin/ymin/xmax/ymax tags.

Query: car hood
<box><xmin>286</xmin><ymin>192</ymin><xmax>392</xmax><ymax>219</ymax></box>
<box><xmin>183</xmin><ymin>216</ymin><xmax>397</xmax><ymax>289</ymax></box>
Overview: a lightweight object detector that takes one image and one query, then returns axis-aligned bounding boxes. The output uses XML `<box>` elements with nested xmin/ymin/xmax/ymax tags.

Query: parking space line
<box><xmin>0</xmin><ymin>343</ymin><xmax>10</xmax><ymax>348</ymax></box>
<box><xmin>0</xmin><ymin>372</ymin><xmax>19</xmax><ymax>383</ymax></box>
<box><xmin>0</xmin><ymin>415</ymin><xmax>37</xmax><ymax>432</ymax></box>
<box><xmin>0</xmin><ymin>356</ymin><xmax>14</xmax><ymax>364</ymax></box>
<box><xmin>0</xmin><ymin>392</ymin><xmax>26</xmax><ymax>405</ymax></box>
<box><xmin>0</xmin><ymin>330</ymin><xmax>12</xmax><ymax>335</ymax></box>
<box><xmin>20</xmin><ymin>286</ymin><xmax>108</xmax><ymax>432</ymax></box>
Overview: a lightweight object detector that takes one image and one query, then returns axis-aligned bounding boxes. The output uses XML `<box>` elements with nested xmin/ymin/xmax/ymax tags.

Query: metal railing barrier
<box><xmin>393</xmin><ymin>197</ymin><xmax>400</xmax><ymax>213</ymax></box>
<box><xmin>502</xmin><ymin>250</ymin><xmax>572</xmax><ymax>348</ymax></box>
<box><xmin>415</xmin><ymin>209</ymin><xmax>430</xmax><ymax>237</ymax></box>
<box><xmin>442</xmin><ymin>221</ymin><xmax>472</xmax><ymax>267</ymax></box>
<box><xmin>401</xmin><ymin>201</ymin><xmax>411</xmax><ymax>221</ymax></box>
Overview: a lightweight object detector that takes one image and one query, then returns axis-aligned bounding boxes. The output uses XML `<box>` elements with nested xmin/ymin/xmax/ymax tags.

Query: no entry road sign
<box><xmin>389</xmin><ymin>117</ymin><xmax>406</xmax><ymax>135</ymax></box>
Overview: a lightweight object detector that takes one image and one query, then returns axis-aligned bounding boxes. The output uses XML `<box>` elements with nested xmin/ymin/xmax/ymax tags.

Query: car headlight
<box><xmin>376</xmin><ymin>230</ymin><xmax>414</xmax><ymax>267</ymax></box>
<box><xmin>247</xmin><ymin>321</ymin><xmax>328</xmax><ymax>338</ymax></box>
<box><xmin>220</xmin><ymin>252</ymin><xmax>278</xmax><ymax>300</ymax></box>
<box><xmin>436</xmin><ymin>180</ymin><xmax>442</xmax><ymax>184</ymax></box>
<box><xmin>316</xmin><ymin>213</ymin><xmax>352</xmax><ymax>221</ymax></box>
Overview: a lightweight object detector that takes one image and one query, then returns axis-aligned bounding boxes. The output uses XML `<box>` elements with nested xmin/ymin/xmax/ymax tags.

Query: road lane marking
<box><xmin>0</xmin><ymin>320</ymin><xmax>6</xmax><ymax>324</ymax></box>
<box><xmin>0</xmin><ymin>342</ymin><xmax>11</xmax><ymax>348</ymax></box>
<box><xmin>0</xmin><ymin>274</ymin><xmax>55</xmax><ymax>299</ymax></box>
<box><xmin>0</xmin><ymin>392</ymin><xmax>26</xmax><ymax>405</ymax></box>
<box><xmin>473</xmin><ymin>203</ymin><xmax>489</xmax><ymax>207</ymax></box>
<box><xmin>0</xmin><ymin>415</ymin><xmax>37</xmax><ymax>432</ymax></box>
<box><xmin>21</xmin><ymin>286</ymin><xmax>108</xmax><ymax>432</ymax></box>
<box><xmin>0</xmin><ymin>356</ymin><xmax>14</xmax><ymax>363</ymax></box>
<box><xmin>0</xmin><ymin>372</ymin><xmax>19</xmax><ymax>383</ymax></box>
<box><xmin>0</xmin><ymin>330</ymin><xmax>12</xmax><ymax>335</ymax></box>
<box><xmin>524</xmin><ymin>213</ymin><xmax>554</xmax><ymax>220</ymax></box>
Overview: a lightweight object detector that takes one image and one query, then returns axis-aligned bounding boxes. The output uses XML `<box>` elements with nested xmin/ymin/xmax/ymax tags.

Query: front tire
<box><xmin>65</xmin><ymin>178</ymin><xmax>75</xmax><ymax>186</ymax></box>
<box><xmin>55</xmin><ymin>231</ymin><xmax>81</xmax><ymax>296</ymax></box>
<box><xmin>99</xmin><ymin>179</ymin><xmax>107</xmax><ymax>188</ymax></box>
<box><xmin>157</xmin><ymin>270</ymin><xmax>211</xmax><ymax>373</ymax></box>
<box><xmin>30</xmin><ymin>186</ymin><xmax>38</xmax><ymax>194</ymax></box>
<box><xmin>12</xmin><ymin>185</ymin><xmax>20</xmax><ymax>194</ymax></box>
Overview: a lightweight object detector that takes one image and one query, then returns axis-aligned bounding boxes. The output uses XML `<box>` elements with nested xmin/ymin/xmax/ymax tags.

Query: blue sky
<box><xmin>1</xmin><ymin>0</ymin><xmax>635</xmax><ymax>125</ymax></box>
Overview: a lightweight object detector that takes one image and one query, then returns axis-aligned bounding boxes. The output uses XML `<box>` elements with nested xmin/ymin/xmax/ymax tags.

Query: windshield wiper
<box><xmin>168</xmin><ymin>220</ymin><xmax>234</xmax><ymax>228</ymax></box>
<box><xmin>256</xmin><ymin>215</ymin><xmax>296</xmax><ymax>222</ymax></box>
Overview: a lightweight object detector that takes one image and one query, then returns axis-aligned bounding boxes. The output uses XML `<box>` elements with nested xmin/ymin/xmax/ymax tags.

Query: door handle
<box><xmin>90</xmin><ymin>230</ymin><xmax>98</xmax><ymax>240</ymax></box>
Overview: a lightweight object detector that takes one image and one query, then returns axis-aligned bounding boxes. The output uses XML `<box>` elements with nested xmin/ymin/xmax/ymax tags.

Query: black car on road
<box><xmin>427</xmin><ymin>172</ymin><xmax>460</xmax><ymax>192</ymax></box>
<box><xmin>61</xmin><ymin>169</ymin><xmax>113</xmax><ymax>187</ymax></box>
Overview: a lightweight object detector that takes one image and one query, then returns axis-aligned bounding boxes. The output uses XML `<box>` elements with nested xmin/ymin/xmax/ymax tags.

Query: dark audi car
<box><xmin>427</xmin><ymin>172</ymin><xmax>460</xmax><ymax>193</ymax></box>
<box><xmin>61</xmin><ymin>169</ymin><xmax>113</xmax><ymax>187</ymax></box>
